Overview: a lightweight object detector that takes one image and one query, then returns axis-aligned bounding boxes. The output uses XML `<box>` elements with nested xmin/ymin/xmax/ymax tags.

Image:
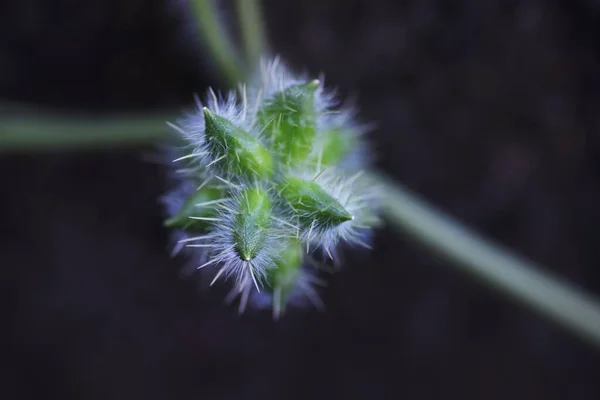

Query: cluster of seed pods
<box><xmin>162</xmin><ymin>59</ymin><xmax>379</xmax><ymax>318</ymax></box>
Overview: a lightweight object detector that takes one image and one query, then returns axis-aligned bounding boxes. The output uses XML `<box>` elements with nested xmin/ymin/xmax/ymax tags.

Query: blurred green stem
<box><xmin>192</xmin><ymin>0</ymin><xmax>245</xmax><ymax>85</ymax></box>
<box><xmin>236</xmin><ymin>0</ymin><xmax>268</xmax><ymax>69</ymax></box>
<box><xmin>374</xmin><ymin>172</ymin><xmax>600</xmax><ymax>348</ymax></box>
<box><xmin>0</xmin><ymin>113</ymin><xmax>174</xmax><ymax>151</ymax></box>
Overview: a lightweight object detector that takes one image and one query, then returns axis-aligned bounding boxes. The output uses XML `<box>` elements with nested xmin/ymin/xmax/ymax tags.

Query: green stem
<box><xmin>236</xmin><ymin>0</ymin><xmax>268</xmax><ymax>69</ymax></box>
<box><xmin>374</xmin><ymin>172</ymin><xmax>600</xmax><ymax>348</ymax></box>
<box><xmin>192</xmin><ymin>0</ymin><xmax>245</xmax><ymax>85</ymax></box>
<box><xmin>0</xmin><ymin>113</ymin><xmax>175</xmax><ymax>151</ymax></box>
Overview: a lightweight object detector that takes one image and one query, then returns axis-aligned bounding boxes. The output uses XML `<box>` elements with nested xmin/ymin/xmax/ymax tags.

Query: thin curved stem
<box><xmin>374</xmin><ymin>172</ymin><xmax>600</xmax><ymax>349</ymax></box>
<box><xmin>192</xmin><ymin>0</ymin><xmax>245</xmax><ymax>85</ymax></box>
<box><xmin>236</xmin><ymin>0</ymin><xmax>268</xmax><ymax>69</ymax></box>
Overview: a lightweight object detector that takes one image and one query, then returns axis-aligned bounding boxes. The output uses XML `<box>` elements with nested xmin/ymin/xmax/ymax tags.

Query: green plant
<box><xmin>1</xmin><ymin>0</ymin><xmax>600</xmax><ymax>346</ymax></box>
<box><xmin>162</xmin><ymin>59</ymin><xmax>379</xmax><ymax>316</ymax></box>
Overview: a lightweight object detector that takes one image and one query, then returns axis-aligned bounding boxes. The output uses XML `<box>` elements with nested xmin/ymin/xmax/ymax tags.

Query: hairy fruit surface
<box><xmin>162</xmin><ymin>58</ymin><xmax>379</xmax><ymax>317</ymax></box>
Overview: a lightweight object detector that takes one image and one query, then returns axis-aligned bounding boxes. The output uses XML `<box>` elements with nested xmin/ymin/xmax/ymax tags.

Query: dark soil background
<box><xmin>2</xmin><ymin>0</ymin><xmax>600</xmax><ymax>398</ymax></box>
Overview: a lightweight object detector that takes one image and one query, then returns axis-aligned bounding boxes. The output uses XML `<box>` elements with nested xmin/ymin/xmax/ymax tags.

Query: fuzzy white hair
<box><xmin>225</xmin><ymin>262</ymin><xmax>327</xmax><ymax>319</ymax></box>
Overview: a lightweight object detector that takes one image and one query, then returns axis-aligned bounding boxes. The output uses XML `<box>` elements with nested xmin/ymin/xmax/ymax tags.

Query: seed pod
<box><xmin>278</xmin><ymin>176</ymin><xmax>353</xmax><ymax>231</ymax></box>
<box><xmin>203</xmin><ymin>108</ymin><xmax>273</xmax><ymax>180</ymax></box>
<box><xmin>164</xmin><ymin>185</ymin><xmax>224</xmax><ymax>231</ymax></box>
<box><xmin>266</xmin><ymin>238</ymin><xmax>303</xmax><ymax>318</ymax></box>
<box><xmin>232</xmin><ymin>186</ymin><xmax>272</xmax><ymax>262</ymax></box>
<box><xmin>258</xmin><ymin>80</ymin><xmax>319</xmax><ymax>166</ymax></box>
<box><xmin>310</xmin><ymin>126</ymin><xmax>356</xmax><ymax>168</ymax></box>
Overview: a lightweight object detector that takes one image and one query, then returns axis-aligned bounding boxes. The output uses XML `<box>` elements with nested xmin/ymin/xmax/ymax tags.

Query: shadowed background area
<box><xmin>2</xmin><ymin>0</ymin><xmax>600</xmax><ymax>398</ymax></box>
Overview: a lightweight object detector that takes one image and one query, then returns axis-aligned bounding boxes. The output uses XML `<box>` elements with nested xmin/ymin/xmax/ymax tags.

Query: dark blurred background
<box><xmin>2</xmin><ymin>0</ymin><xmax>600</xmax><ymax>398</ymax></box>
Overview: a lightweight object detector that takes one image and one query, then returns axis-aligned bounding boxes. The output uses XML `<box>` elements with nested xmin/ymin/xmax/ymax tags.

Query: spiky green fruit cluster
<box><xmin>161</xmin><ymin>59</ymin><xmax>379</xmax><ymax>318</ymax></box>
